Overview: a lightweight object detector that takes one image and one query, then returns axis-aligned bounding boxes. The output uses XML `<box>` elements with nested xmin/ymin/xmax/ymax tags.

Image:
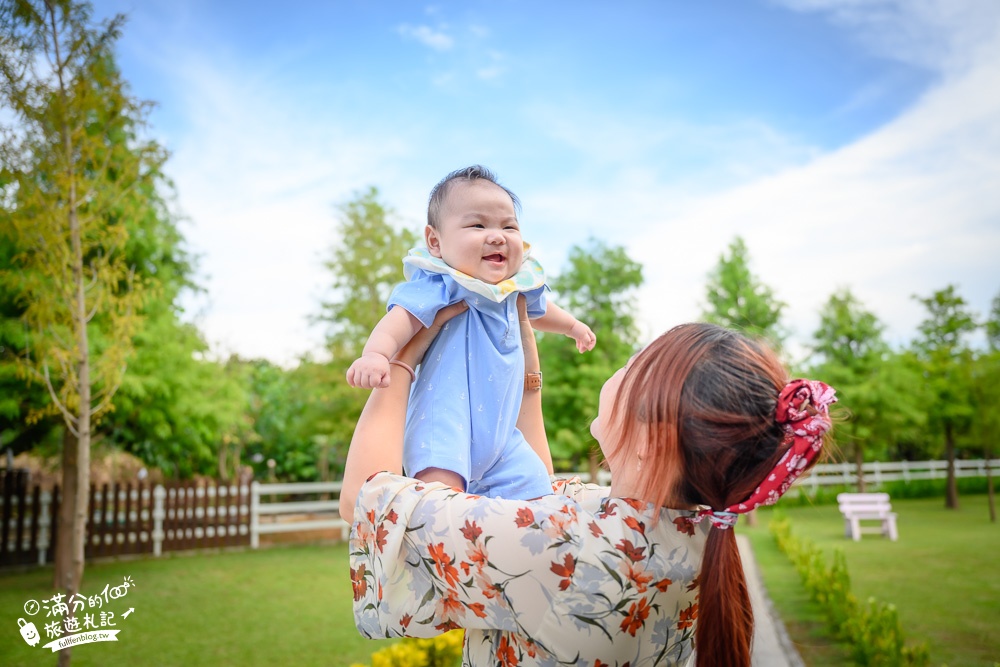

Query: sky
<box><xmin>89</xmin><ymin>0</ymin><xmax>1000</xmax><ymax>366</ymax></box>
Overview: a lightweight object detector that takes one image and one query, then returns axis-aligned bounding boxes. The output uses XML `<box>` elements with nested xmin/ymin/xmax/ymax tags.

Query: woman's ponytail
<box><xmin>694</xmin><ymin>527</ymin><xmax>753</xmax><ymax>667</ymax></box>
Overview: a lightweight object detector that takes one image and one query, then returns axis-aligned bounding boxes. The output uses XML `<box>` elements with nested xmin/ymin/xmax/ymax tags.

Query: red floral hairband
<box><xmin>694</xmin><ymin>379</ymin><xmax>837</xmax><ymax>530</ymax></box>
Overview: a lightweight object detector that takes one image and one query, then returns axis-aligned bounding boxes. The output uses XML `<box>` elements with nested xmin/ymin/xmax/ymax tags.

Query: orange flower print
<box><xmin>624</xmin><ymin>515</ymin><xmax>646</xmax><ymax>535</ymax></box>
<box><xmin>461</xmin><ymin>519</ymin><xmax>483</xmax><ymax>542</ymax></box>
<box><xmin>588</xmin><ymin>520</ymin><xmax>603</xmax><ymax>537</ymax></box>
<box><xmin>673</xmin><ymin>516</ymin><xmax>696</xmax><ymax>536</ymax></box>
<box><xmin>621</xmin><ymin>561</ymin><xmax>653</xmax><ymax>592</ymax></box>
<box><xmin>677</xmin><ymin>602</ymin><xmax>698</xmax><ymax>630</ymax></box>
<box><xmin>620</xmin><ymin>597</ymin><xmax>652</xmax><ymax>636</ymax></box>
<box><xmin>615</xmin><ymin>538</ymin><xmax>646</xmax><ymax>562</ymax></box>
<box><xmin>435</xmin><ymin>590</ymin><xmax>465</xmax><ymax>627</ymax></box>
<box><xmin>515</xmin><ymin>506</ymin><xmax>535</xmax><ymax>528</ymax></box>
<box><xmin>350</xmin><ymin>564</ymin><xmax>367</xmax><ymax>602</ymax></box>
<box><xmin>428</xmin><ymin>542</ymin><xmax>461</xmax><ymax>589</ymax></box>
<box><xmin>622</xmin><ymin>498</ymin><xmax>646</xmax><ymax>511</ymax></box>
<box><xmin>550</xmin><ymin>552</ymin><xmax>576</xmax><ymax>591</ymax></box>
<box><xmin>686</xmin><ymin>575</ymin><xmax>700</xmax><ymax>592</ymax></box>
<box><xmin>653</xmin><ymin>577</ymin><xmax>673</xmax><ymax>592</ymax></box>
<box><xmin>374</xmin><ymin>522</ymin><xmax>389</xmax><ymax>553</ymax></box>
<box><xmin>467</xmin><ymin>601</ymin><xmax>488</xmax><ymax>618</ymax></box>
<box><xmin>400</xmin><ymin>613</ymin><xmax>412</xmax><ymax>629</ymax></box>
<box><xmin>497</xmin><ymin>635</ymin><xmax>519</xmax><ymax>667</ymax></box>
<box><xmin>466</xmin><ymin>542</ymin><xmax>489</xmax><ymax>572</ymax></box>
<box><xmin>597</xmin><ymin>501</ymin><xmax>618</xmax><ymax>519</ymax></box>
<box><xmin>385</xmin><ymin>509</ymin><xmax>398</xmax><ymax>524</ymax></box>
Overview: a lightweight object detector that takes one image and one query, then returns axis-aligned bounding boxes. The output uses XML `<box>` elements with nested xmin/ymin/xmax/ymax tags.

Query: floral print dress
<box><xmin>351</xmin><ymin>472</ymin><xmax>711</xmax><ymax>667</ymax></box>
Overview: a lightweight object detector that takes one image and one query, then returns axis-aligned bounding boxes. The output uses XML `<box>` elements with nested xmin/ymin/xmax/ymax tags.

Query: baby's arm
<box><xmin>346</xmin><ymin>306</ymin><xmax>423</xmax><ymax>389</ymax></box>
<box><xmin>531</xmin><ymin>302</ymin><xmax>596</xmax><ymax>353</ymax></box>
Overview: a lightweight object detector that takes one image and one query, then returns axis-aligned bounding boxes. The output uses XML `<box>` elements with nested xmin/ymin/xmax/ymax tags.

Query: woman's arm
<box><xmin>516</xmin><ymin>296</ymin><xmax>553</xmax><ymax>474</ymax></box>
<box><xmin>340</xmin><ymin>302</ymin><xmax>468</xmax><ymax>524</ymax></box>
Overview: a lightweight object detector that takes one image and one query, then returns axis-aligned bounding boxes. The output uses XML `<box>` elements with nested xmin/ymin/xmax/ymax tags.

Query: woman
<box><xmin>341</xmin><ymin>298</ymin><xmax>836</xmax><ymax>667</ymax></box>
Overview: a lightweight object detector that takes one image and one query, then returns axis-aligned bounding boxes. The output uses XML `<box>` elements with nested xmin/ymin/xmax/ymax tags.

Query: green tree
<box><xmin>809</xmin><ymin>289</ymin><xmax>926</xmax><ymax>487</ymax></box>
<box><xmin>912</xmin><ymin>285</ymin><xmax>977</xmax><ymax>510</ymax></box>
<box><xmin>313</xmin><ymin>187</ymin><xmax>417</xmax><ymax>475</ymax></box>
<box><xmin>972</xmin><ymin>290</ymin><xmax>1000</xmax><ymax>521</ymax></box>
<box><xmin>315</xmin><ymin>186</ymin><xmax>418</xmax><ymax>357</ymax></box>
<box><xmin>702</xmin><ymin>236</ymin><xmax>786</xmax><ymax>346</ymax></box>
<box><xmin>1</xmin><ymin>1</ymin><xmax>161</xmax><ymax>658</ymax></box>
<box><xmin>537</xmin><ymin>238</ymin><xmax>643</xmax><ymax>479</ymax></box>
<box><xmin>811</xmin><ymin>289</ymin><xmax>888</xmax><ymax>487</ymax></box>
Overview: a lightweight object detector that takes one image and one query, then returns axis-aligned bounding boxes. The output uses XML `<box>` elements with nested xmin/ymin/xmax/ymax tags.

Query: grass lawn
<box><xmin>0</xmin><ymin>542</ymin><xmax>388</xmax><ymax>667</ymax></box>
<box><xmin>745</xmin><ymin>494</ymin><xmax>1000</xmax><ymax>667</ymax></box>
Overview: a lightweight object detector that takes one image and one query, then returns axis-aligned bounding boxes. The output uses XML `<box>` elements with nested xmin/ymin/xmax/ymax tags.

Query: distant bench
<box><xmin>837</xmin><ymin>492</ymin><xmax>898</xmax><ymax>541</ymax></box>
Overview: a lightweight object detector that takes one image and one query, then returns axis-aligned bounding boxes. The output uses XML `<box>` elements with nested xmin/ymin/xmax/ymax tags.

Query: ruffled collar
<box><xmin>402</xmin><ymin>244</ymin><xmax>546</xmax><ymax>303</ymax></box>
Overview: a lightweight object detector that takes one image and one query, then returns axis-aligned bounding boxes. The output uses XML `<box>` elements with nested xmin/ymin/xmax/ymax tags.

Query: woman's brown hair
<box><xmin>612</xmin><ymin>323</ymin><xmax>799</xmax><ymax>667</ymax></box>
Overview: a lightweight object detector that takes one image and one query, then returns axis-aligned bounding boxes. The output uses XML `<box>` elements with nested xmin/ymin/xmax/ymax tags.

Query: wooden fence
<box><xmin>0</xmin><ymin>472</ymin><xmax>251</xmax><ymax>568</ymax></box>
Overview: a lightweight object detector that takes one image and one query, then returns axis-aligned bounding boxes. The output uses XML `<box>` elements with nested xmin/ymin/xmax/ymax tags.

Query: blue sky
<box><xmin>91</xmin><ymin>0</ymin><xmax>1000</xmax><ymax>364</ymax></box>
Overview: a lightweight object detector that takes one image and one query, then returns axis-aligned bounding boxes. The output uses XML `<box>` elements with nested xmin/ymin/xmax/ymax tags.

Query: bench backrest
<box><xmin>837</xmin><ymin>492</ymin><xmax>892</xmax><ymax>513</ymax></box>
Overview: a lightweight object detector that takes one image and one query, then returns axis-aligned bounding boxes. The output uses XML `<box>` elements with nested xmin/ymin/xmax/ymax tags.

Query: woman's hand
<box><xmin>395</xmin><ymin>301</ymin><xmax>468</xmax><ymax>370</ymax></box>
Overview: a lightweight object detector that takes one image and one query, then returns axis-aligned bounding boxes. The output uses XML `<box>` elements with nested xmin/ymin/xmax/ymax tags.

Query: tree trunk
<box><xmin>588</xmin><ymin>450</ymin><xmax>601</xmax><ymax>485</ymax></box>
<box><xmin>855</xmin><ymin>446</ymin><xmax>866</xmax><ymax>492</ymax></box>
<box><xmin>987</xmin><ymin>446</ymin><xmax>996</xmax><ymax>523</ymax></box>
<box><xmin>944</xmin><ymin>421</ymin><xmax>959</xmax><ymax>510</ymax></box>
<box><xmin>59</xmin><ymin>144</ymin><xmax>91</xmax><ymax>667</ymax></box>
<box><xmin>53</xmin><ymin>428</ymin><xmax>77</xmax><ymax>591</ymax></box>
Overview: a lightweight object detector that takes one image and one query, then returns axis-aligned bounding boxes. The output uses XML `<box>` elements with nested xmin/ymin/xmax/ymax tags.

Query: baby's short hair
<box><xmin>427</xmin><ymin>165</ymin><xmax>521</xmax><ymax>228</ymax></box>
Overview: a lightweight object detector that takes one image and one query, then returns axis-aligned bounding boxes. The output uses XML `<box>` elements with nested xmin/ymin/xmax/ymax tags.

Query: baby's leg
<box><xmin>414</xmin><ymin>467</ymin><xmax>466</xmax><ymax>490</ymax></box>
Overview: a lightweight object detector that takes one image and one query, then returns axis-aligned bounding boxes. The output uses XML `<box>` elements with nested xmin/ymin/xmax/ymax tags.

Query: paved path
<box><xmin>736</xmin><ymin>534</ymin><xmax>805</xmax><ymax>667</ymax></box>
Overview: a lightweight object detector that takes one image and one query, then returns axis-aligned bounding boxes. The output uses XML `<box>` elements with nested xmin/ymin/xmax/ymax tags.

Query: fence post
<box><xmin>250</xmin><ymin>481</ymin><xmax>260</xmax><ymax>549</ymax></box>
<box><xmin>37</xmin><ymin>491</ymin><xmax>51</xmax><ymax>566</ymax></box>
<box><xmin>152</xmin><ymin>485</ymin><xmax>165</xmax><ymax>557</ymax></box>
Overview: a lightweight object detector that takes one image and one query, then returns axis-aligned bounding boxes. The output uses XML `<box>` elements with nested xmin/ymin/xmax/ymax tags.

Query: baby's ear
<box><xmin>425</xmin><ymin>225</ymin><xmax>443</xmax><ymax>258</ymax></box>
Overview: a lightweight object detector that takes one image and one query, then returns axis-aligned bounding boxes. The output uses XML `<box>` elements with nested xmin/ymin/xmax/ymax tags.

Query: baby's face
<box><xmin>426</xmin><ymin>180</ymin><xmax>524</xmax><ymax>284</ymax></box>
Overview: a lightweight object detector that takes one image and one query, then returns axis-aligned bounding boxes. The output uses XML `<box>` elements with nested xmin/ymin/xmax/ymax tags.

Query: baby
<box><xmin>347</xmin><ymin>165</ymin><xmax>595</xmax><ymax>500</ymax></box>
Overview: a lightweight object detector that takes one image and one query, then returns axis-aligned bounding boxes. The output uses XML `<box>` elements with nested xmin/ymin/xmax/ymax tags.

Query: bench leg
<box><xmin>885</xmin><ymin>515</ymin><xmax>898</xmax><ymax>541</ymax></box>
<box><xmin>850</xmin><ymin>517</ymin><xmax>861</xmax><ymax>541</ymax></box>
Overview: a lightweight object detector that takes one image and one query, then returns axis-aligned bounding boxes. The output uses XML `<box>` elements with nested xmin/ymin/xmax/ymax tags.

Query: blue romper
<box><xmin>387</xmin><ymin>247</ymin><xmax>552</xmax><ymax>500</ymax></box>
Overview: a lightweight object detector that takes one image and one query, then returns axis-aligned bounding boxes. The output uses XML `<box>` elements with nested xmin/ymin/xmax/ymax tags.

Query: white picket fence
<box><xmin>249</xmin><ymin>481</ymin><xmax>348</xmax><ymax>549</ymax></box>
<box><xmin>575</xmin><ymin>458</ymin><xmax>999</xmax><ymax>491</ymax></box>
<box><xmin>245</xmin><ymin>458</ymin><xmax>997</xmax><ymax>547</ymax></box>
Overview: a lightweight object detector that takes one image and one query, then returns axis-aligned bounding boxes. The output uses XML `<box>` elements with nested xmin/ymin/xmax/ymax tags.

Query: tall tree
<box><xmin>912</xmin><ymin>285</ymin><xmax>977</xmax><ymax>510</ymax></box>
<box><xmin>314</xmin><ymin>187</ymin><xmax>417</xmax><ymax>474</ymax></box>
<box><xmin>972</xmin><ymin>290</ymin><xmax>1000</xmax><ymax>521</ymax></box>
<box><xmin>537</xmin><ymin>238</ymin><xmax>643</xmax><ymax>479</ymax></box>
<box><xmin>809</xmin><ymin>289</ymin><xmax>927</xmax><ymax>487</ymax></box>
<box><xmin>315</xmin><ymin>186</ymin><xmax>418</xmax><ymax>358</ymax></box>
<box><xmin>811</xmin><ymin>289</ymin><xmax>888</xmax><ymax>488</ymax></box>
<box><xmin>702</xmin><ymin>236</ymin><xmax>786</xmax><ymax>346</ymax></box>
<box><xmin>1</xmin><ymin>3</ymin><xmax>161</xmax><ymax>657</ymax></box>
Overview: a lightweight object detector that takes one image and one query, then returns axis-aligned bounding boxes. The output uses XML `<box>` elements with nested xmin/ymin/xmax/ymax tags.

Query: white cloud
<box><xmin>627</xmin><ymin>3</ymin><xmax>1000</xmax><ymax>356</ymax></box>
<box><xmin>396</xmin><ymin>23</ymin><xmax>454</xmax><ymax>51</ymax></box>
<box><xmin>156</xmin><ymin>55</ymin><xmax>414</xmax><ymax>365</ymax></box>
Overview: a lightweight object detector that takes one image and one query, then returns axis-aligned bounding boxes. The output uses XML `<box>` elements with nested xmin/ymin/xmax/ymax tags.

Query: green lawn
<box><xmin>745</xmin><ymin>494</ymin><xmax>1000</xmax><ymax>667</ymax></box>
<box><xmin>0</xmin><ymin>542</ymin><xmax>385</xmax><ymax>667</ymax></box>
<box><xmin>3</xmin><ymin>496</ymin><xmax>997</xmax><ymax>667</ymax></box>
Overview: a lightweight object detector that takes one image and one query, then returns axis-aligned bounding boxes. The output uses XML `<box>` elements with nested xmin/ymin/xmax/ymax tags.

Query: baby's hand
<box><xmin>569</xmin><ymin>321</ymin><xmax>596</xmax><ymax>353</ymax></box>
<box><xmin>346</xmin><ymin>352</ymin><xmax>391</xmax><ymax>389</ymax></box>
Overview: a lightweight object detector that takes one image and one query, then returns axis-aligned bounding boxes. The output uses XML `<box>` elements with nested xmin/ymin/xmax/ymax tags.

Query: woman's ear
<box><xmin>425</xmin><ymin>225</ymin><xmax>443</xmax><ymax>258</ymax></box>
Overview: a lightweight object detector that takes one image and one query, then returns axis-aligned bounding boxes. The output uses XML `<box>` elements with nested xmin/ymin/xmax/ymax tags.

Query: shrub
<box><xmin>769</xmin><ymin>516</ymin><xmax>929</xmax><ymax>666</ymax></box>
<box><xmin>351</xmin><ymin>630</ymin><xmax>464</xmax><ymax>667</ymax></box>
